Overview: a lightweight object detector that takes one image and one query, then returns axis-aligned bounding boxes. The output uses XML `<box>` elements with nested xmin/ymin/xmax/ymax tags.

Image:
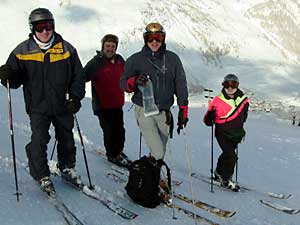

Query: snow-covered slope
<box><xmin>1</xmin><ymin>0</ymin><xmax>300</xmax><ymax>109</ymax></box>
<box><xmin>1</xmin><ymin>1</ymin><xmax>300</xmax><ymax>223</ymax></box>
<box><xmin>0</xmin><ymin>87</ymin><xmax>300</xmax><ymax>225</ymax></box>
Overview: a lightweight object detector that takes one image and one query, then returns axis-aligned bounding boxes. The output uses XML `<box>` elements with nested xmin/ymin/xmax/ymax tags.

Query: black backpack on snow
<box><xmin>125</xmin><ymin>156</ymin><xmax>171</xmax><ymax>208</ymax></box>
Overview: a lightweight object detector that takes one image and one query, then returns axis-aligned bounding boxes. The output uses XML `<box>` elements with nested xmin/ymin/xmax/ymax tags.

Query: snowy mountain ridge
<box><xmin>1</xmin><ymin>0</ymin><xmax>300</xmax><ymax>114</ymax></box>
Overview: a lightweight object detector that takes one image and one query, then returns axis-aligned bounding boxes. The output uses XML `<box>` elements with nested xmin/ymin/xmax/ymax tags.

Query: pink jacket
<box><xmin>204</xmin><ymin>89</ymin><xmax>249</xmax><ymax>127</ymax></box>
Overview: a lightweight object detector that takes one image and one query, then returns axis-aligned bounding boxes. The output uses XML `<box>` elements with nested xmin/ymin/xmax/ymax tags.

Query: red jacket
<box><xmin>84</xmin><ymin>52</ymin><xmax>124</xmax><ymax>113</ymax></box>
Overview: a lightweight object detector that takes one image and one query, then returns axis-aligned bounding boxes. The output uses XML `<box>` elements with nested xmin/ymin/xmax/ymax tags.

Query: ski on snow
<box><xmin>106</xmin><ymin>168</ymin><xmax>235</xmax><ymax>219</ymax></box>
<box><xmin>95</xmin><ymin>149</ymin><xmax>291</xmax><ymax>200</ymax></box>
<box><xmin>172</xmin><ymin>193</ymin><xmax>236</xmax><ymax>218</ymax></box>
<box><xmin>22</xmin><ymin>164</ymin><xmax>85</xmax><ymax>225</ymax></box>
<box><xmin>47</xmin><ymin>194</ymin><xmax>85</xmax><ymax>225</ymax></box>
<box><xmin>191</xmin><ymin>172</ymin><xmax>292</xmax><ymax>199</ymax></box>
<box><xmin>49</xmin><ymin>161</ymin><xmax>138</xmax><ymax>220</ymax></box>
<box><xmin>260</xmin><ymin>200</ymin><xmax>300</xmax><ymax>215</ymax></box>
<box><xmin>105</xmin><ymin>172</ymin><xmax>219</xmax><ymax>225</ymax></box>
<box><xmin>167</xmin><ymin>204</ymin><xmax>219</xmax><ymax>225</ymax></box>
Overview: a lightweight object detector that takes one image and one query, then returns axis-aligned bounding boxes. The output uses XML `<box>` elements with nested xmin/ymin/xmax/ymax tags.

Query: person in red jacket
<box><xmin>83</xmin><ymin>34</ymin><xmax>131</xmax><ymax>168</ymax></box>
<box><xmin>203</xmin><ymin>74</ymin><xmax>249</xmax><ymax>191</ymax></box>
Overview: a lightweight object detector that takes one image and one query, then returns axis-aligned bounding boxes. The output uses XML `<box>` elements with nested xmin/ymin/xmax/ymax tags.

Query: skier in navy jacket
<box><xmin>0</xmin><ymin>8</ymin><xmax>85</xmax><ymax>195</ymax></box>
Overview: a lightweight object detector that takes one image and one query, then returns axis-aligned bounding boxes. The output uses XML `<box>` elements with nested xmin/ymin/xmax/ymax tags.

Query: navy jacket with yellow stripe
<box><xmin>4</xmin><ymin>32</ymin><xmax>85</xmax><ymax>116</ymax></box>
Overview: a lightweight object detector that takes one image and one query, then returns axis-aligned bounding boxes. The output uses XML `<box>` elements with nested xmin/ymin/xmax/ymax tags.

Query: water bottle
<box><xmin>138</xmin><ymin>76</ymin><xmax>159</xmax><ymax>117</ymax></box>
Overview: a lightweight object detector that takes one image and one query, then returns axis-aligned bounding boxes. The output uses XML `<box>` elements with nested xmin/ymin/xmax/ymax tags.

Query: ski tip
<box><xmin>260</xmin><ymin>199</ymin><xmax>300</xmax><ymax>215</ymax></box>
<box><xmin>120</xmin><ymin>213</ymin><xmax>138</xmax><ymax>220</ymax></box>
<box><xmin>268</xmin><ymin>192</ymin><xmax>292</xmax><ymax>199</ymax></box>
<box><xmin>284</xmin><ymin>194</ymin><xmax>292</xmax><ymax>199</ymax></box>
<box><xmin>228</xmin><ymin>211</ymin><xmax>237</xmax><ymax>217</ymax></box>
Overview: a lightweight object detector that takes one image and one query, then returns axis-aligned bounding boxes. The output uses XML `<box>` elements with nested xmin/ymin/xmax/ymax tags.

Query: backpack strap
<box><xmin>158</xmin><ymin>160</ymin><xmax>172</xmax><ymax>193</ymax></box>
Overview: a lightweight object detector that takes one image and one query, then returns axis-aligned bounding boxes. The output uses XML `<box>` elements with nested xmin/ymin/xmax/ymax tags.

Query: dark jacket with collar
<box><xmin>120</xmin><ymin>45</ymin><xmax>188</xmax><ymax>110</ymax></box>
<box><xmin>83</xmin><ymin>51</ymin><xmax>125</xmax><ymax>114</ymax></box>
<box><xmin>3</xmin><ymin>32</ymin><xmax>85</xmax><ymax>116</ymax></box>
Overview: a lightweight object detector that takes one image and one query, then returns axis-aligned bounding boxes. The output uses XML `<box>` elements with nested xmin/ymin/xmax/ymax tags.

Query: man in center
<box><xmin>83</xmin><ymin>34</ymin><xmax>130</xmax><ymax>167</ymax></box>
<box><xmin>120</xmin><ymin>23</ymin><xmax>189</xmax><ymax>161</ymax></box>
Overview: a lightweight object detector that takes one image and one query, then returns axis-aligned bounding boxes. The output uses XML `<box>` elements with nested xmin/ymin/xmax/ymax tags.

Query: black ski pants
<box><xmin>97</xmin><ymin>108</ymin><xmax>125</xmax><ymax>158</ymax></box>
<box><xmin>25</xmin><ymin>113</ymin><xmax>76</xmax><ymax>181</ymax></box>
<box><xmin>215</xmin><ymin>131</ymin><xmax>238</xmax><ymax>181</ymax></box>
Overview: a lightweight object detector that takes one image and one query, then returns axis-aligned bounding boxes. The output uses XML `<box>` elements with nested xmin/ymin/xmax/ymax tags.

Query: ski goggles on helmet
<box><xmin>34</xmin><ymin>21</ymin><xmax>54</xmax><ymax>33</ymax></box>
<box><xmin>223</xmin><ymin>80</ymin><xmax>239</xmax><ymax>89</ymax></box>
<box><xmin>145</xmin><ymin>33</ymin><xmax>165</xmax><ymax>43</ymax></box>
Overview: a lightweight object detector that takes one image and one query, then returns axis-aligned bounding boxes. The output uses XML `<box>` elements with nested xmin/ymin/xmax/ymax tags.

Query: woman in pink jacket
<box><xmin>203</xmin><ymin>74</ymin><xmax>249</xmax><ymax>191</ymax></box>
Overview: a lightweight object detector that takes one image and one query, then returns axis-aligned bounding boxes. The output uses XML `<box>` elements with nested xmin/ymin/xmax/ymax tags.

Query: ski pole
<box><xmin>205</xmin><ymin>92</ymin><xmax>214</xmax><ymax>193</ymax></box>
<box><xmin>167</xmin><ymin>140</ymin><xmax>177</xmax><ymax>220</ymax></box>
<box><xmin>235</xmin><ymin>146</ymin><xmax>239</xmax><ymax>183</ymax></box>
<box><xmin>7</xmin><ymin>81</ymin><xmax>22</xmax><ymax>201</ymax></box>
<box><xmin>183</xmin><ymin>128</ymin><xmax>198</xmax><ymax>225</ymax></box>
<box><xmin>50</xmin><ymin>139</ymin><xmax>57</xmax><ymax>160</ymax></box>
<box><xmin>74</xmin><ymin>114</ymin><xmax>94</xmax><ymax>189</ymax></box>
<box><xmin>139</xmin><ymin>132</ymin><xmax>142</xmax><ymax>159</ymax></box>
<box><xmin>210</xmin><ymin>122</ymin><xmax>214</xmax><ymax>193</ymax></box>
<box><xmin>209</xmin><ymin>106</ymin><xmax>215</xmax><ymax>193</ymax></box>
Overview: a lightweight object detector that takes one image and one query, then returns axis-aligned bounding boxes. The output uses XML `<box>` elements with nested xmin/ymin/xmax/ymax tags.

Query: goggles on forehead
<box><xmin>34</xmin><ymin>21</ymin><xmax>54</xmax><ymax>33</ymax></box>
<box><xmin>223</xmin><ymin>80</ymin><xmax>239</xmax><ymax>89</ymax></box>
<box><xmin>146</xmin><ymin>33</ymin><xmax>165</xmax><ymax>43</ymax></box>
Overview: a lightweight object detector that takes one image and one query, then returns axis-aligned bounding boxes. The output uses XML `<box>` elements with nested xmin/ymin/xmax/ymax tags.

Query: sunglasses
<box><xmin>34</xmin><ymin>21</ymin><xmax>54</xmax><ymax>33</ymax></box>
<box><xmin>223</xmin><ymin>81</ymin><xmax>239</xmax><ymax>89</ymax></box>
<box><xmin>146</xmin><ymin>33</ymin><xmax>165</xmax><ymax>43</ymax></box>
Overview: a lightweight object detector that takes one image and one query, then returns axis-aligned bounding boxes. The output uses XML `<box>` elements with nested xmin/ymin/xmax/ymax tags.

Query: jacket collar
<box><xmin>28</xmin><ymin>32</ymin><xmax>63</xmax><ymax>52</ymax></box>
<box><xmin>96</xmin><ymin>50</ymin><xmax>120</xmax><ymax>62</ymax></box>
<box><xmin>222</xmin><ymin>88</ymin><xmax>244</xmax><ymax>100</ymax></box>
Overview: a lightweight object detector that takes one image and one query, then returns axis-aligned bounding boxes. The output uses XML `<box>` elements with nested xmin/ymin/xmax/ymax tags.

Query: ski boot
<box><xmin>213</xmin><ymin>170</ymin><xmax>222</xmax><ymax>182</ymax></box>
<box><xmin>226</xmin><ymin>180</ymin><xmax>240</xmax><ymax>192</ymax></box>
<box><xmin>39</xmin><ymin>176</ymin><xmax>56</xmax><ymax>196</ymax></box>
<box><xmin>61</xmin><ymin>167</ymin><xmax>82</xmax><ymax>188</ymax></box>
<box><xmin>214</xmin><ymin>171</ymin><xmax>240</xmax><ymax>192</ymax></box>
<box><xmin>108</xmin><ymin>152</ymin><xmax>132</xmax><ymax>168</ymax></box>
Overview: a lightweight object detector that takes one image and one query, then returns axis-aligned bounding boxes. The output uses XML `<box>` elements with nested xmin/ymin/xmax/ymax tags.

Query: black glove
<box><xmin>207</xmin><ymin>108</ymin><xmax>216</xmax><ymax>124</ymax></box>
<box><xmin>67</xmin><ymin>98</ymin><xmax>81</xmax><ymax>114</ymax></box>
<box><xmin>177</xmin><ymin>106</ymin><xmax>189</xmax><ymax>134</ymax></box>
<box><xmin>134</xmin><ymin>75</ymin><xmax>148</xmax><ymax>87</ymax></box>
<box><xmin>0</xmin><ymin>65</ymin><xmax>14</xmax><ymax>82</ymax></box>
